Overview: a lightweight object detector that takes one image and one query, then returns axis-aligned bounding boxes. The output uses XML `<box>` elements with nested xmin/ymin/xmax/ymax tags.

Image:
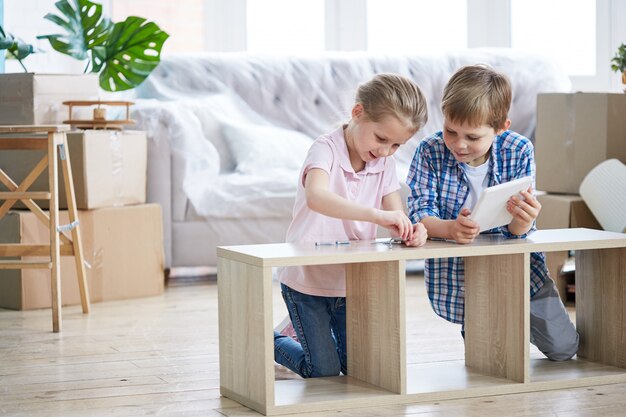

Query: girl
<box><xmin>274</xmin><ymin>73</ymin><xmax>429</xmax><ymax>378</ymax></box>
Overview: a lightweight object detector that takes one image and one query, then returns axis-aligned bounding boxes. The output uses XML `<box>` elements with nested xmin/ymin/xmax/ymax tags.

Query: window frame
<box><xmin>8</xmin><ymin>0</ymin><xmax>617</xmax><ymax>92</ymax></box>
<box><xmin>209</xmin><ymin>0</ymin><xmax>621</xmax><ymax>92</ymax></box>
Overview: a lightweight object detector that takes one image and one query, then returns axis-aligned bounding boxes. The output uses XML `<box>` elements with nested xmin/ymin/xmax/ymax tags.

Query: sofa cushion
<box><xmin>222</xmin><ymin>123</ymin><xmax>313</xmax><ymax>174</ymax></box>
<box><xmin>179</xmin><ymin>94</ymin><xmax>272</xmax><ymax>173</ymax></box>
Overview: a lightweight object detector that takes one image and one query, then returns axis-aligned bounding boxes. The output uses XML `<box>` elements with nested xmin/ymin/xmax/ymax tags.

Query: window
<box><xmin>511</xmin><ymin>0</ymin><xmax>596</xmax><ymax>76</ymax></box>
<box><xmin>367</xmin><ymin>0</ymin><xmax>467</xmax><ymax>53</ymax></box>
<box><xmin>246</xmin><ymin>0</ymin><xmax>325</xmax><ymax>53</ymax></box>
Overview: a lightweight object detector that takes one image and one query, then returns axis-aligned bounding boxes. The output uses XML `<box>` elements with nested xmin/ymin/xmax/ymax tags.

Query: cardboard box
<box><xmin>0</xmin><ymin>204</ymin><xmax>164</xmax><ymax>310</ymax></box>
<box><xmin>0</xmin><ymin>130</ymin><xmax>147</xmax><ymax>209</ymax></box>
<box><xmin>535</xmin><ymin>93</ymin><xmax>626</xmax><ymax>193</ymax></box>
<box><xmin>537</xmin><ymin>193</ymin><xmax>601</xmax><ymax>304</ymax></box>
<box><xmin>0</xmin><ymin>73</ymin><xmax>99</xmax><ymax>125</ymax></box>
<box><xmin>536</xmin><ymin>194</ymin><xmax>602</xmax><ymax>230</ymax></box>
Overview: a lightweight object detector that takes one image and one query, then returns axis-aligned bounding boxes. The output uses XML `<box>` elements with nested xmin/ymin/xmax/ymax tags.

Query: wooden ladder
<box><xmin>0</xmin><ymin>125</ymin><xmax>90</xmax><ymax>332</ymax></box>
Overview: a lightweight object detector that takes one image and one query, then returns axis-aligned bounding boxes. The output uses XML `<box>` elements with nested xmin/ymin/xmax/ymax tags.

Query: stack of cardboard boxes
<box><xmin>535</xmin><ymin>93</ymin><xmax>626</xmax><ymax>303</ymax></box>
<box><xmin>0</xmin><ymin>74</ymin><xmax>164</xmax><ymax>310</ymax></box>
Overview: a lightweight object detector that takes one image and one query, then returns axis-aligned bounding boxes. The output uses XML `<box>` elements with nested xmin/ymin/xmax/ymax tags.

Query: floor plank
<box><xmin>1</xmin><ymin>274</ymin><xmax>625</xmax><ymax>416</ymax></box>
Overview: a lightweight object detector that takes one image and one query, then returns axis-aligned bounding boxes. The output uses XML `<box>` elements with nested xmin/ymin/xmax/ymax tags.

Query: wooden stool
<box><xmin>0</xmin><ymin>125</ymin><xmax>90</xmax><ymax>332</ymax></box>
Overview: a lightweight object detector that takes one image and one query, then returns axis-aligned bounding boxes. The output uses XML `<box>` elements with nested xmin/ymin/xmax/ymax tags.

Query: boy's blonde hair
<box><xmin>441</xmin><ymin>65</ymin><xmax>511</xmax><ymax>130</ymax></box>
<box><xmin>356</xmin><ymin>73</ymin><xmax>428</xmax><ymax>134</ymax></box>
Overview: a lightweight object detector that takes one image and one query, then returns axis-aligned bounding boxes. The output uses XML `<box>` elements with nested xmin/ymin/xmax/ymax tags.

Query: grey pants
<box><xmin>461</xmin><ymin>277</ymin><xmax>579</xmax><ymax>361</ymax></box>
<box><xmin>530</xmin><ymin>277</ymin><xmax>579</xmax><ymax>361</ymax></box>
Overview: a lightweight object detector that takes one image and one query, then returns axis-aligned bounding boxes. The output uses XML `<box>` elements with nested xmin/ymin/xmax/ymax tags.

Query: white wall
<box><xmin>2</xmin><ymin>0</ymin><xmax>98</xmax><ymax>74</ymax></box>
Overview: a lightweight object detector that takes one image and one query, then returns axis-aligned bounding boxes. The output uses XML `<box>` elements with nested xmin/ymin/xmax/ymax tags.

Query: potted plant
<box><xmin>38</xmin><ymin>0</ymin><xmax>169</xmax><ymax>92</ymax></box>
<box><xmin>610</xmin><ymin>43</ymin><xmax>626</xmax><ymax>92</ymax></box>
<box><xmin>0</xmin><ymin>0</ymin><xmax>169</xmax><ymax>125</ymax></box>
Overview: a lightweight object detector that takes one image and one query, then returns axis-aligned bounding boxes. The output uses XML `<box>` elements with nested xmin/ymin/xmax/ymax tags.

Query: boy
<box><xmin>406</xmin><ymin>65</ymin><xmax>579</xmax><ymax>361</ymax></box>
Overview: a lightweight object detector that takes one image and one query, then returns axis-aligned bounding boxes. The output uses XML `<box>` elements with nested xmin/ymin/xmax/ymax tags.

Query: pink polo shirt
<box><xmin>278</xmin><ymin>126</ymin><xmax>401</xmax><ymax>297</ymax></box>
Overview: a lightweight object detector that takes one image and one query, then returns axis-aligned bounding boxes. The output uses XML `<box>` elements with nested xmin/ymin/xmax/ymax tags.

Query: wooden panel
<box><xmin>62</xmin><ymin>100</ymin><xmax>134</xmax><ymax>106</ymax></box>
<box><xmin>576</xmin><ymin>248</ymin><xmax>626</xmax><ymax>368</ymax></box>
<box><xmin>0</xmin><ymin>192</ymin><xmax>50</xmax><ymax>200</ymax></box>
<box><xmin>216</xmin><ymin>229</ymin><xmax>626</xmax><ymax>268</ymax></box>
<box><xmin>0</xmin><ymin>260</ymin><xmax>51</xmax><ymax>269</ymax></box>
<box><xmin>49</xmin><ymin>132</ymin><xmax>62</xmax><ymax>333</ymax></box>
<box><xmin>0</xmin><ymin>138</ymin><xmax>47</xmax><ymax>150</ymax></box>
<box><xmin>0</xmin><ymin>125</ymin><xmax>70</xmax><ymax>133</ymax></box>
<box><xmin>217</xmin><ymin>258</ymin><xmax>274</xmax><ymax>415</ymax></box>
<box><xmin>60</xmin><ymin>135</ymin><xmax>90</xmax><ymax>314</ymax></box>
<box><xmin>346</xmin><ymin>260</ymin><xmax>405</xmax><ymax>394</ymax></box>
<box><xmin>465</xmin><ymin>253</ymin><xmax>529</xmax><ymax>383</ymax></box>
<box><xmin>274</xmin><ymin>376</ymin><xmax>399</xmax><ymax>414</ymax></box>
<box><xmin>0</xmin><ymin>244</ymin><xmax>73</xmax><ymax>256</ymax></box>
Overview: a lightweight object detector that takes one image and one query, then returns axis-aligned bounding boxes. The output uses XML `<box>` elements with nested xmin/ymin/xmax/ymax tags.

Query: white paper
<box><xmin>579</xmin><ymin>159</ymin><xmax>626</xmax><ymax>233</ymax></box>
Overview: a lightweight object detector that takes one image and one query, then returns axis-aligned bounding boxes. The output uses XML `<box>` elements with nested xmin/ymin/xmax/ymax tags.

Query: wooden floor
<box><xmin>1</xmin><ymin>274</ymin><xmax>626</xmax><ymax>417</ymax></box>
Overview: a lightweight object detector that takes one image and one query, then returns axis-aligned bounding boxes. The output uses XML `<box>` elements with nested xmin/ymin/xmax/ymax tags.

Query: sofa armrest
<box><xmin>146</xmin><ymin>132</ymin><xmax>173</xmax><ymax>269</ymax></box>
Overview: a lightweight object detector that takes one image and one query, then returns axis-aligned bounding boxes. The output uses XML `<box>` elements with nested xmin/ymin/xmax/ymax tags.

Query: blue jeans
<box><xmin>274</xmin><ymin>283</ymin><xmax>347</xmax><ymax>378</ymax></box>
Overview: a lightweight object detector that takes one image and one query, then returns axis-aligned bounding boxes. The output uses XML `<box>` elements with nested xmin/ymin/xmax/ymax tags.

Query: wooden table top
<box><xmin>217</xmin><ymin>228</ymin><xmax>626</xmax><ymax>267</ymax></box>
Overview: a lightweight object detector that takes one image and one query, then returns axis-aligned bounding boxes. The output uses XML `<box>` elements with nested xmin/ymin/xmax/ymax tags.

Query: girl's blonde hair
<box><xmin>441</xmin><ymin>64</ymin><xmax>511</xmax><ymax>130</ymax></box>
<box><xmin>356</xmin><ymin>73</ymin><xmax>428</xmax><ymax>133</ymax></box>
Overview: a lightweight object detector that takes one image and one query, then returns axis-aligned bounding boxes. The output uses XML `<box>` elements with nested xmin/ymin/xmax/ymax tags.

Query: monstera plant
<box><xmin>0</xmin><ymin>24</ymin><xmax>36</xmax><ymax>71</ymax></box>
<box><xmin>38</xmin><ymin>0</ymin><xmax>169</xmax><ymax>91</ymax></box>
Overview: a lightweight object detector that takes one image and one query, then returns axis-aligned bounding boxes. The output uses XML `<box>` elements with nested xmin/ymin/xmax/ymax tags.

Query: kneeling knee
<box><xmin>307</xmin><ymin>363</ymin><xmax>341</xmax><ymax>378</ymax></box>
<box><xmin>546</xmin><ymin>336</ymin><xmax>580</xmax><ymax>362</ymax></box>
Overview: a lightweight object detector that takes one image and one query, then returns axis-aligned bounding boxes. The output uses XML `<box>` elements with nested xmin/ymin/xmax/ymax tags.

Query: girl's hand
<box><xmin>375</xmin><ymin>209</ymin><xmax>414</xmax><ymax>241</ymax></box>
<box><xmin>404</xmin><ymin>222</ymin><xmax>428</xmax><ymax>247</ymax></box>
<box><xmin>507</xmin><ymin>188</ymin><xmax>541</xmax><ymax>233</ymax></box>
<box><xmin>448</xmin><ymin>208</ymin><xmax>480</xmax><ymax>244</ymax></box>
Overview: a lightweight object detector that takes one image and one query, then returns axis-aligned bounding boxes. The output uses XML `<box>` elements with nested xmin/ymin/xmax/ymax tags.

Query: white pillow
<box><xmin>222</xmin><ymin>123</ymin><xmax>313</xmax><ymax>174</ymax></box>
<box><xmin>182</xmin><ymin>94</ymin><xmax>272</xmax><ymax>173</ymax></box>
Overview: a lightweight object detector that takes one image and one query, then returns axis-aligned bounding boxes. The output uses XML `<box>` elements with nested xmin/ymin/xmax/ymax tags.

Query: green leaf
<box><xmin>611</xmin><ymin>43</ymin><xmax>626</xmax><ymax>73</ymax></box>
<box><xmin>37</xmin><ymin>0</ymin><xmax>111</xmax><ymax>62</ymax></box>
<box><xmin>0</xmin><ymin>24</ymin><xmax>35</xmax><ymax>71</ymax></box>
<box><xmin>96</xmin><ymin>16</ymin><xmax>169</xmax><ymax>91</ymax></box>
<box><xmin>0</xmin><ymin>26</ymin><xmax>14</xmax><ymax>49</ymax></box>
<box><xmin>12</xmin><ymin>42</ymin><xmax>36</xmax><ymax>60</ymax></box>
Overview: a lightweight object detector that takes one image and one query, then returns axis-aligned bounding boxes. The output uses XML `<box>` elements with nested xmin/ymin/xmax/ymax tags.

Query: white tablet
<box><xmin>469</xmin><ymin>176</ymin><xmax>533</xmax><ymax>232</ymax></box>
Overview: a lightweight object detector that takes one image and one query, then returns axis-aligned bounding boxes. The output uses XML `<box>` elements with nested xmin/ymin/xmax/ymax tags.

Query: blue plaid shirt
<box><xmin>406</xmin><ymin>130</ymin><xmax>549</xmax><ymax>325</ymax></box>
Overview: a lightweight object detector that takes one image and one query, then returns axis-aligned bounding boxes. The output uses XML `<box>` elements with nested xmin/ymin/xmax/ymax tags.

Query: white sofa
<box><xmin>132</xmin><ymin>50</ymin><xmax>571</xmax><ymax>270</ymax></box>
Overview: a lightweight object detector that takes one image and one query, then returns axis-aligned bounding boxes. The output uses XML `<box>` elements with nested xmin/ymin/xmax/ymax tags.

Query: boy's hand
<box><xmin>448</xmin><ymin>208</ymin><xmax>480</xmax><ymax>244</ymax></box>
<box><xmin>375</xmin><ymin>209</ymin><xmax>413</xmax><ymax>241</ymax></box>
<box><xmin>404</xmin><ymin>222</ymin><xmax>428</xmax><ymax>247</ymax></box>
<box><xmin>507</xmin><ymin>188</ymin><xmax>541</xmax><ymax>234</ymax></box>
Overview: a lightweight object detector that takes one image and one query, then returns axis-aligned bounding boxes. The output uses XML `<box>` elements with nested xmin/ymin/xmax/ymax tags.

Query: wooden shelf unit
<box><xmin>217</xmin><ymin>228</ymin><xmax>626</xmax><ymax>415</ymax></box>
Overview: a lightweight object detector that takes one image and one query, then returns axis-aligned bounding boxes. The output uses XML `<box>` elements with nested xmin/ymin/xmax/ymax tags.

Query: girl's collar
<box><xmin>334</xmin><ymin>126</ymin><xmax>385</xmax><ymax>175</ymax></box>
